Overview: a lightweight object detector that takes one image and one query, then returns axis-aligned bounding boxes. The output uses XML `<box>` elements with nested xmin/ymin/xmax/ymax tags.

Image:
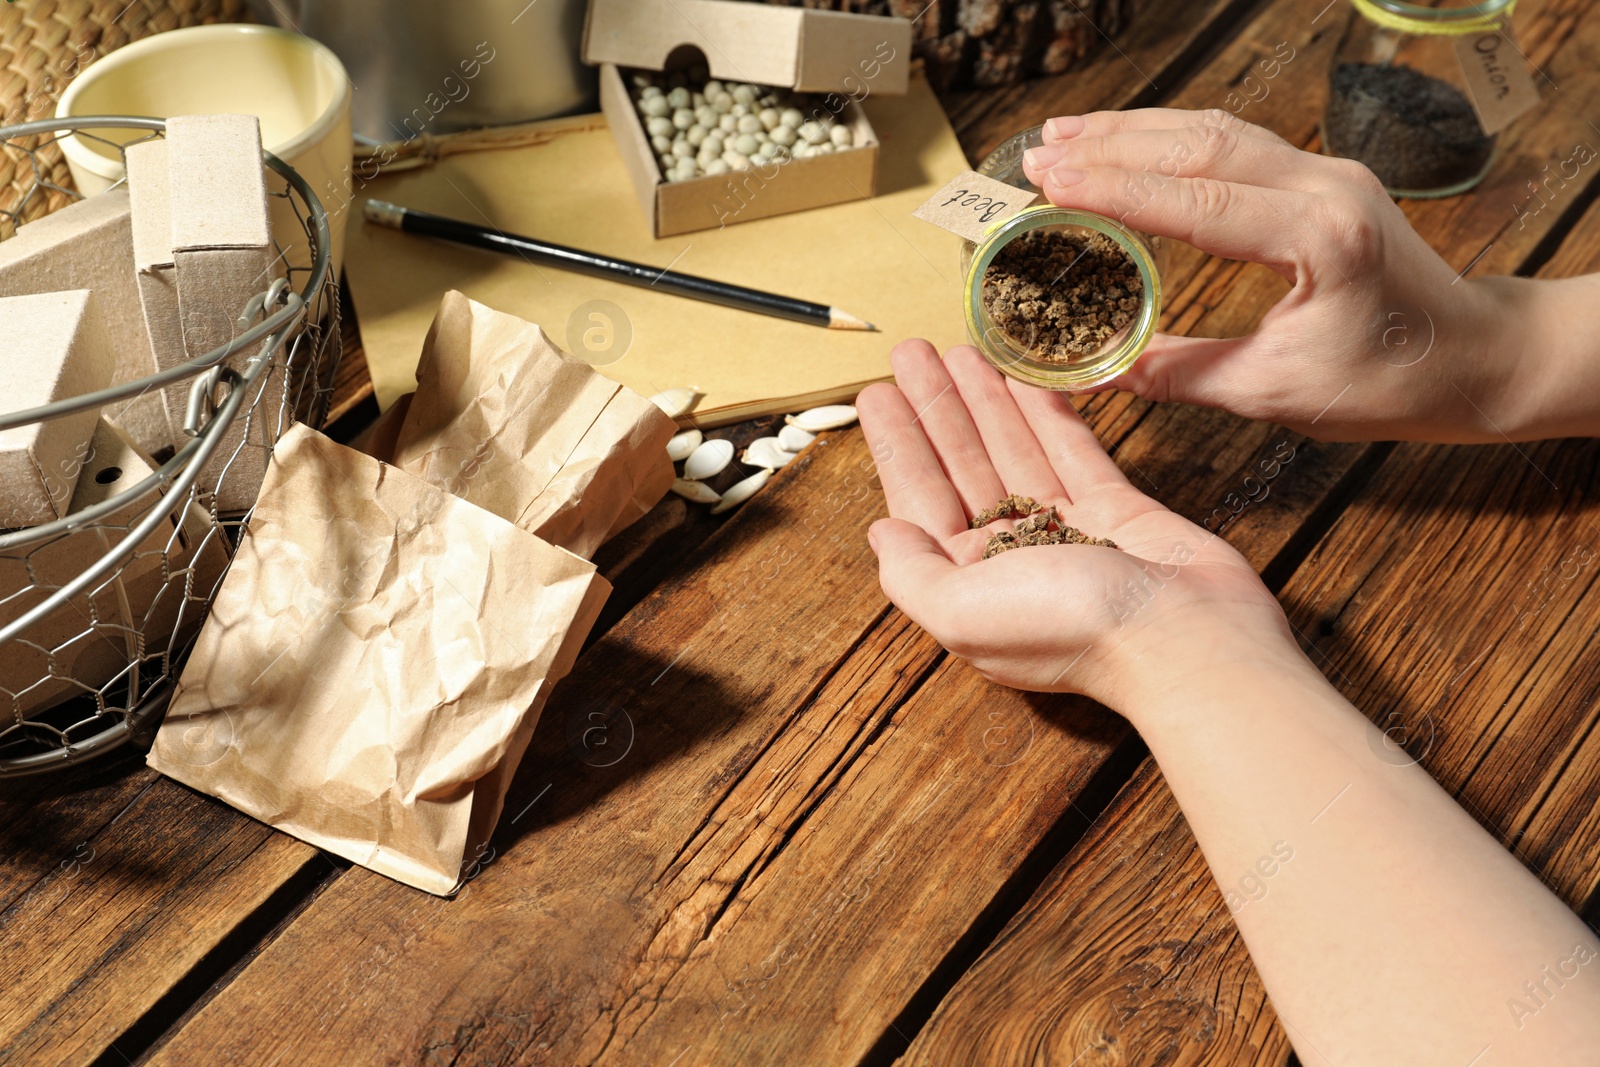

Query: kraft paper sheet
<box><xmin>342</xmin><ymin>74</ymin><xmax>970</xmax><ymax>427</ymax></box>
<box><xmin>390</xmin><ymin>291</ymin><xmax>676</xmax><ymax>559</ymax></box>
<box><xmin>149</xmin><ymin>425</ymin><xmax>611</xmax><ymax>895</ymax></box>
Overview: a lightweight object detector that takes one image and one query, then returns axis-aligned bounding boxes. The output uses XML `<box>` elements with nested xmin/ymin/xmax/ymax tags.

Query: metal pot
<box><xmin>252</xmin><ymin>0</ymin><xmax>596</xmax><ymax>142</ymax></box>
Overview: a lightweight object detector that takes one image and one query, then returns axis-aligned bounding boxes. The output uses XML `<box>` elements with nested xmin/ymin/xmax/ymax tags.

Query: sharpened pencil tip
<box><xmin>828</xmin><ymin>308</ymin><xmax>875</xmax><ymax>331</ymax></box>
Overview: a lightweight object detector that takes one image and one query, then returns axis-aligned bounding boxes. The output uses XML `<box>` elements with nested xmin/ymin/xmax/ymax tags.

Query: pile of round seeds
<box><xmin>630</xmin><ymin>67</ymin><xmax>859</xmax><ymax>183</ymax></box>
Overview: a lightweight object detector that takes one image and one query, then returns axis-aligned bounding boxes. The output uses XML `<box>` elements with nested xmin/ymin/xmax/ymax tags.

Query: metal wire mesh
<box><xmin>0</xmin><ymin>116</ymin><xmax>341</xmax><ymax>777</ymax></box>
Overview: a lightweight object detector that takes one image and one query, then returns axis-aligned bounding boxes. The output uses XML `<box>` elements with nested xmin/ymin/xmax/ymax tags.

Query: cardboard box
<box><xmin>2</xmin><ymin>418</ymin><xmax>173</xmax><ymax>714</ymax></box>
<box><xmin>0</xmin><ymin>188</ymin><xmax>171</xmax><ymax>455</ymax></box>
<box><xmin>0</xmin><ymin>291</ymin><xmax>115</xmax><ymax>528</ymax></box>
<box><xmin>128</xmin><ymin>116</ymin><xmax>286</xmax><ymax>514</ymax></box>
<box><xmin>0</xmin><ymin>416</ymin><xmax>230</xmax><ymax>716</ymax></box>
<box><xmin>582</xmin><ymin>0</ymin><xmax>911</xmax><ymax>236</ymax></box>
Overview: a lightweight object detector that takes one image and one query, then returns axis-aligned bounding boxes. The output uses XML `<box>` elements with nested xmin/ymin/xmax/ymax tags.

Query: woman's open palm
<box><xmin>859</xmin><ymin>341</ymin><xmax>1290</xmax><ymax>706</ymax></box>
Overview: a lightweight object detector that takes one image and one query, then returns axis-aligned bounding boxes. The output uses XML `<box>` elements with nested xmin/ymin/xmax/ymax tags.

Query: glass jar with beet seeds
<box><xmin>1323</xmin><ymin>0</ymin><xmax>1521</xmax><ymax>198</ymax></box>
<box><xmin>962</xmin><ymin>126</ymin><xmax>1165</xmax><ymax>391</ymax></box>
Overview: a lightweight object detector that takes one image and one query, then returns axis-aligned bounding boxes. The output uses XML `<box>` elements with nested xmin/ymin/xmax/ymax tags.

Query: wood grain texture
<box><xmin>0</xmin><ymin>775</ymin><xmax>317</xmax><ymax>1066</ymax></box>
<box><xmin>901</xmin><ymin>3</ymin><xmax>1600</xmax><ymax>1061</ymax></box>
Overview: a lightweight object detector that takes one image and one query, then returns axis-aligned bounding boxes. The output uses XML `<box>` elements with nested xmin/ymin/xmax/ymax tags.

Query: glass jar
<box><xmin>963</xmin><ymin>126</ymin><xmax>1164</xmax><ymax>391</ymax></box>
<box><xmin>1322</xmin><ymin>0</ymin><xmax>1518</xmax><ymax>198</ymax></box>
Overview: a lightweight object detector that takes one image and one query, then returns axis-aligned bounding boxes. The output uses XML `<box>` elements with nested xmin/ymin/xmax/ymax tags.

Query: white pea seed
<box><xmin>646</xmin><ymin>115</ymin><xmax>675</xmax><ymax>138</ymax></box>
<box><xmin>778</xmin><ymin>424</ymin><xmax>816</xmax><ymax>452</ymax></box>
<box><xmin>640</xmin><ymin>83</ymin><xmax>664</xmax><ymax>98</ymax></box>
<box><xmin>687</xmin><ymin>125</ymin><xmax>707</xmax><ymax>147</ymax></box>
<box><xmin>723</xmin><ymin>151</ymin><xmax>751</xmax><ymax>171</ymax></box>
<box><xmin>736</xmin><ymin>114</ymin><xmax>763</xmax><ymax>135</ymax></box>
<box><xmin>672</xmin><ymin>139</ymin><xmax>694</xmax><ymax>158</ymax></box>
<box><xmin>732</xmin><ymin>133</ymin><xmax>759</xmax><ymax>155</ymax></box>
<box><xmin>696</xmin><ymin>105</ymin><xmax>718</xmax><ymax>127</ymax></box>
<box><xmin>649</xmin><ymin>388</ymin><xmax>698</xmax><ymax>418</ymax></box>
<box><xmin>641</xmin><ymin>95</ymin><xmax>670</xmax><ymax>118</ymax></box>
<box><xmin>632</xmin><ymin>73</ymin><xmax>655</xmax><ymax>89</ymax></box>
<box><xmin>651</xmin><ymin>133</ymin><xmax>673</xmax><ymax>155</ymax></box>
<box><xmin>759</xmin><ymin>108</ymin><xmax>781</xmax><ymax>131</ymax></box>
<box><xmin>710</xmin><ymin>468</ymin><xmax>772</xmax><ymax>514</ymax></box>
<box><xmin>667</xmin><ymin>86</ymin><xmax>691</xmax><ymax>109</ymax></box>
<box><xmin>791</xmin><ymin>143</ymin><xmax>811</xmax><ymax>159</ymax></box>
<box><xmin>759</xmin><ymin>93</ymin><xmax>781</xmax><ymax>108</ymax></box>
<box><xmin>731</xmin><ymin>102</ymin><xmax>750</xmax><ymax>118</ymax></box>
<box><xmin>799</xmin><ymin>121</ymin><xmax>827</xmax><ymax>145</ymax></box>
<box><xmin>712</xmin><ymin>92</ymin><xmax>734</xmax><ymax>113</ymax></box>
<box><xmin>788</xmin><ymin>404</ymin><xmax>857</xmax><ymax>432</ymax></box>
<box><xmin>671</xmin><ymin>479</ymin><xmax>722</xmax><ymax>505</ymax></box>
<box><xmin>781</xmin><ymin>108</ymin><xmax>804</xmax><ymax>129</ymax></box>
<box><xmin>732</xmin><ymin>84</ymin><xmax>757</xmax><ymax>105</ymax></box>
<box><xmin>691</xmin><ymin>91</ymin><xmax>705</xmax><ymax>108</ymax></box>
<box><xmin>704</xmin><ymin>158</ymin><xmax>730</xmax><ymax>175</ymax></box>
<box><xmin>769</xmin><ymin>124</ymin><xmax>797</xmax><ymax>147</ymax></box>
<box><xmin>704</xmin><ymin>79</ymin><xmax>724</xmax><ymax>97</ymax></box>
<box><xmin>811</xmin><ymin>143</ymin><xmax>834</xmax><ymax>155</ymax></box>
<box><xmin>830</xmin><ymin>124</ymin><xmax>854</xmax><ymax>148</ymax></box>
<box><xmin>684</xmin><ymin>438</ymin><xmax>735</xmax><ymax>480</ymax></box>
<box><xmin>718</xmin><ymin>114</ymin><xmax>738</xmax><ymax>133</ymax></box>
<box><xmin>673</xmin><ymin>107</ymin><xmax>695</xmax><ymax>130</ymax></box>
<box><xmin>702</xmin><ymin>131</ymin><xmax>724</xmax><ymax>154</ymax></box>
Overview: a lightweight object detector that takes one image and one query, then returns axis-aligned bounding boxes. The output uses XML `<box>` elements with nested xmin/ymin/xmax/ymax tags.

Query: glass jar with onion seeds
<box><xmin>962</xmin><ymin>125</ymin><xmax>1165</xmax><ymax>391</ymax></box>
<box><xmin>1322</xmin><ymin>0</ymin><xmax>1525</xmax><ymax>198</ymax></box>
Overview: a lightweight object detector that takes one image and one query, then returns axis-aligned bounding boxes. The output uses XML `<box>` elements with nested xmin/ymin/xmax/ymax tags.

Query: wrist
<box><xmin>1094</xmin><ymin>610</ymin><xmax>1323</xmax><ymax>735</ymax></box>
<box><xmin>1455</xmin><ymin>275</ymin><xmax>1600</xmax><ymax>440</ymax></box>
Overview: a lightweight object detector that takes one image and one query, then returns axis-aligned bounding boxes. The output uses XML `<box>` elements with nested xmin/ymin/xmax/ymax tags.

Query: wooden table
<box><xmin>7</xmin><ymin>1</ymin><xmax>1600</xmax><ymax>1063</ymax></box>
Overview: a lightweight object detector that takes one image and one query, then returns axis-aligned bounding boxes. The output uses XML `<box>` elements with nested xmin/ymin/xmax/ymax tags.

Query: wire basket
<box><xmin>0</xmin><ymin>116</ymin><xmax>340</xmax><ymax>778</ymax></box>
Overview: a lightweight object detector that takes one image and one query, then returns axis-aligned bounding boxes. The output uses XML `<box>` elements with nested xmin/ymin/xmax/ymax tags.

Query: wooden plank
<box><xmin>140</xmin><ymin>2</ymin><xmax>1600</xmax><ymax>1065</ymax></box>
<box><xmin>901</xmin><ymin>7</ymin><xmax>1600</xmax><ymax>1060</ymax></box>
<box><xmin>942</xmin><ymin>0</ymin><xmax>1263</xmax><ymax>161</ymax></box>
<box><xmin>0</xmin><ymin>776</ymin><xmax>318</xmax><ymax>1066</ymax></box>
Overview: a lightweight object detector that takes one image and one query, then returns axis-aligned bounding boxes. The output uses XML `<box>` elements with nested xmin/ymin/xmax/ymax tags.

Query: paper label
<box><xmin>912</xmin><ymin>171</ymin><xmax>1041</xmax><ymax>243</ymax></box>
<box><xmin>1455</xmin><ymin>28</ymin><xmax>1540</xmax><ymax>136</ymax></box>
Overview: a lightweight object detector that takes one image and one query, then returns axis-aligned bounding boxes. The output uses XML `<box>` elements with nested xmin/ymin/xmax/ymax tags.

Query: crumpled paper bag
<box><xmin>389</xmin><ymin>290</ymin><xmax>676</xmax><ymax>558</ymax></box>
<box><xmin>148</xmin><ymin>424</ymin><xmax>610</xmax><ymax>895</ymax></box>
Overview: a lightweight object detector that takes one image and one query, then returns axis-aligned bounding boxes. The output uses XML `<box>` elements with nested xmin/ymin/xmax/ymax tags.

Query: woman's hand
<box><xmin>860</xmin><ymin>340</ymin><xmax>1297</xmax><ymax>715</ymax></box>
<box><xmin>1018</xmin><ymin>108</ymin><xmax>1541</xmax><ymax>443</ymax></box>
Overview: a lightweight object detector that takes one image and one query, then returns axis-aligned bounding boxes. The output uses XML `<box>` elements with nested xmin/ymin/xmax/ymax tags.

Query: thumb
<box><xmin>1103</xmin><ymin>333</ymin><xmax>1261</xmax><ymax>409</ymax></box>
<box><xmin>869</xmin><ymin>517</ymin><xmax>960</xmax><ymax>617</ymax></box>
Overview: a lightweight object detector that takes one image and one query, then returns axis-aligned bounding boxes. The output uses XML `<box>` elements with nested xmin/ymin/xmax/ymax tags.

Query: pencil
<box><xmin>362</xmin><ymin>200</ymin><xmax>876</xmax><ymax>332</ymax></box>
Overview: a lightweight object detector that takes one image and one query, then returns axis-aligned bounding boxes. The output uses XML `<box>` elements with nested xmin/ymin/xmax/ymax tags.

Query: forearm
<box><xmin>1117</xmin><ymin>640</ymin><xmax>1600</xmax><ymax>1065</ymax></box>
<box><xmin>1470</xmin><ymin>273</ymin><xmax>1600</xmax><ymax>440</ymax></box>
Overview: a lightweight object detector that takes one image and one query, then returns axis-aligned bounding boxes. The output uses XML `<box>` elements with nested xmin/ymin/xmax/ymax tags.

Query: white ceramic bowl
<box><xmin>57</xmin><ymin>24</ymin><xmax>353</xmax><ymax>278</ymax></box>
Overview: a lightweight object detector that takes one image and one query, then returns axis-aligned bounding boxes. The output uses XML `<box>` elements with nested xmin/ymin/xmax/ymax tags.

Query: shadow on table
<box><xmin>488</xmin><ymin>643</ymin><xmax>743</xmax><ymax>856</ymax></box>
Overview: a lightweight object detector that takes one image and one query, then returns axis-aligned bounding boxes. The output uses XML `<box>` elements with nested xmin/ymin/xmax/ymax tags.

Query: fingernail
<box><xmin>1024</xmin><ymin>144</ymin><xmax>1067</xmax><ymax>171</ymax></box>
<box><xmin>867</xmin><ymin>525</ymin><xmax>881</xmax><ymax>554</ymax></box>
<box><xmin>1048</xmin><ymin>166</ymin><xmax>1088</xmax><ymax>188</ymax></box>
<box><xmin>1045</xmin><ymin>115</ymin><xmax>1087</xmax><ymax>140</ymax></box>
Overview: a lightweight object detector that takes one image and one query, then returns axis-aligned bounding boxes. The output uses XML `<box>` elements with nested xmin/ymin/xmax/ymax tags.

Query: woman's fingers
<box><xmin>868</xmin><ymin>517</ymin><xmax>971</xmax><ymax>639</ymax></box>
<box><xmin>888</xmin><ymin>339</ymin><xmax>1008</xmax><ymax>520</ymax></box>
<box><xmin>944</xmin><ymin>347</ymin><xmax>1069</xmax><ymax>505</ymax></box>
<box><xmin>1005</xmin><ymin>380</ymin><xmax>1132</xmax><ymax>499</ymax></box>
<box><xmin>1038</xmin><ymin>166</ymin><xmax>1308</xmax><ymax>277</ymax></box>
<box><xmin>1023</xmin><ymin>125</ymin><xmax>1324</xmax><ymax>194</ymax></box>
<box><xmin>1106</xmin><ymin>333</ymin><xmax>1266</xmax><ymax>410</ymax></box>
<box><xmin>1042</xmin><ymin>108</ymin><xmax>1293</xmax><ymax>148</ymax></box>
<box><xmin>857</xmin><ymin>381</ymin><xmax>971</xmax><ymax>543</ymax></box>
